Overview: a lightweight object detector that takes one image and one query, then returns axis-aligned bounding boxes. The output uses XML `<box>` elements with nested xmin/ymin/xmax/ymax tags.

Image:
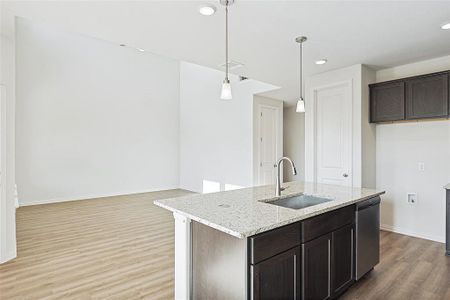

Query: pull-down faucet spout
<box><xmin>275</xmin><ymin>157</ymin><xmax>297</xmax><ymax>197</ymax></box>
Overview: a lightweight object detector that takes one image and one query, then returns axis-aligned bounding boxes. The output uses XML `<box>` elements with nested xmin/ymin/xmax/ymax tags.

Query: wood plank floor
<box><xmin>0</xmin><ymin>190</ymin><xmax>192</xmax><ymax>300</ymax></box>
<box><xmin>1</xmin><ymin>190</ymin><xmax>449</xmax><ymax>299</ymax></box>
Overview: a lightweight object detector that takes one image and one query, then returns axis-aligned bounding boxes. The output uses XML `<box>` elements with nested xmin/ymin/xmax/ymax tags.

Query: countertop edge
<box><xmin>154</xmin><ymin>201</ymin><xmax>245</xmax><ymax>238</ymax></box>
<box><xmin>154</xmin><ymin>191</ymin><xmax>385</xmax><ymax>239</ymax></box>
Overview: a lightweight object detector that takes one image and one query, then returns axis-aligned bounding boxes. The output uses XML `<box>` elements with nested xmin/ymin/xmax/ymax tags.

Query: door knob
<box><xmin>343</xmin><ymin>173</ymin><xmax>349</xmax><ymax>177</ymax></box>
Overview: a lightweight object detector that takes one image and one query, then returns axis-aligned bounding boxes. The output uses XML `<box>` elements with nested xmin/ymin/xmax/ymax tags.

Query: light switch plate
<box><xmin>418</xmin><ymin>162</ymin><xmax>425</xmax><ymax>171</ymax></box>
<box><xmin>407</xmin><ymin>193</ymin><xmax>417</xmax><ymax>204</ymax></box>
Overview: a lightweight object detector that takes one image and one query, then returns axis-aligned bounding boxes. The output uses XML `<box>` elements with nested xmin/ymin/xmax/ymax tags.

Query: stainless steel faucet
<box><xmin>275</xmin><ymin>157</ymin><xmax>297</xmax><ymax>197</ymax></box>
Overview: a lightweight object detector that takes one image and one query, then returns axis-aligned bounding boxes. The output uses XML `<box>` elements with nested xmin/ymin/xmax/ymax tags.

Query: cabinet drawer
<box><xmin>301</xmin><ymin>205</ymin><xmax>355</xmax><ymax>243</ymax></box>
<box><xmin>249</xmin><ymin>222</ymin><xmax>301</xmax><ymax>264</ymax></box>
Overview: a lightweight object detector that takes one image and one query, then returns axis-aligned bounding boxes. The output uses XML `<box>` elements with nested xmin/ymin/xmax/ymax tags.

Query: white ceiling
<box><xmin>4</xmin><ymin>1</ymin><xmax>450</xmax><ymax>104</ymax></box>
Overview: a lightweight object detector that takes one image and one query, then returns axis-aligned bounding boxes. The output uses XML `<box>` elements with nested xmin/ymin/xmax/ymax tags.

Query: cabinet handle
<box><xmin>343</xmin><ymin>173</ymin><xmax>349</xmax><ymax>178</ymax></box>
<box><xmin>328</xmin><ymin>238</ymin><xmax>331</xmax><ymax>297</ymax></box>
<box><xmin>293</xmin><ymin>254</ymin><xmax>297</xmax><ymax>299</ymax></box>
<box><xmin>351</xmin><ymin>228</ymin><xmax>354</xmax><ymax>280</ymax></box>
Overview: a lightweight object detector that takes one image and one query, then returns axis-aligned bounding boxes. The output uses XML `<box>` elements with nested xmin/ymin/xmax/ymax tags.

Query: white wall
<box><xmin>0</xmin><ymin>6</ymin><xmax>18</xmax><ymax>263</ymax></box>
<box><xmin>16</xmin><ymin>18</ymin><xmax>181</xmax><ymax>205</ymax></box>
<box><xmin>179</xmin><ymin>62</ymin><xmax>278</xmax><ymax>193</ymax></box>
<box><xmin>375</xmin><ymin>55</ymin><xmax>450</xmax><ymax>242</ymax></box>
<box><xmin>283</xmin><ymin>106</ymin><xmax>305</xmax><ymax>182</ymax></box>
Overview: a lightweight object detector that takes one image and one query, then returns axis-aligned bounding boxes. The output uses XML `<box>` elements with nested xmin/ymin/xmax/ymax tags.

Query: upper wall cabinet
<box><xmin>370</xmin><ymin>81</ymin><xmax>405</xmax><ymax>122</ymax></box>
<box><xmin>406</xmin><ymin>73</ymin><xmax>448</xmax><ymax>119</ymax></box>
<box><xmin>369</xmin><ymin>71</ymin><xmax>450</xmax><ymax>123</ymax></box>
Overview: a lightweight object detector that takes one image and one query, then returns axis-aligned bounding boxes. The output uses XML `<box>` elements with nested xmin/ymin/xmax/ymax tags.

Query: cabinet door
<box><xmin>331</xmin><ymin>224</ymin><xmax>355</xmax><ymax>296</ymax></box>
<box><xmin>406</xmin><ymin>73</ymin><xmax>449</xmax><ymax>119</ymax></box>
<box><xmin>302</xmin><ymin>233</ymin><xmax>332</xmax><ymax>300</ymax></box>
<box><xmin>251</xmin><ymin>247</ymin><xmax>301</xmax><ymax>300</ymax></box>
<box><xmin>370</xmin><ymin>81</ymin><xmax>405</xmax><ymax>122</ymax></box>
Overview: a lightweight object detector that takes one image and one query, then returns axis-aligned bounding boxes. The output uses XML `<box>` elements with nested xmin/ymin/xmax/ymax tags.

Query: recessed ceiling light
<box><xmin>199</xmin><ymin>4</ymin><xmax>216</xmax><ymax>16</ymax></box>
<box><xmin>441</xmin><ymin>22</ymin><xmax>450</xmax><ymax>30</ymax></box>
<box><xmin>315</xmin><ymin>59</ymin><xmax>328</xmax><ymax>65</ymax></box>
<box><xmin>136</xmin><ymin>48</ymin><xmax>145</xmax><ymax>52</ymax></box>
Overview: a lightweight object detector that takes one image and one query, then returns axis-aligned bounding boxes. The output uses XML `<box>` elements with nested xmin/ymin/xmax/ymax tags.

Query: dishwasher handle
<box><xmin>357</xmin><ymin>197</ymin><xmax>381</xmax><ymax>211</ymax></box>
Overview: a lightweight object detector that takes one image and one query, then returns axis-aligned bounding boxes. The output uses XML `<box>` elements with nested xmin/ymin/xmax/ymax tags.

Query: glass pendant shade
<box><xmin>220</xmin><ymin>79</ymin><xmax>232</xmax><ymax>100</ymax></box>
<box><xmin>296</xmin><ymin>98</ymin><xmax>305</xmax><ymax>113</ymax></box>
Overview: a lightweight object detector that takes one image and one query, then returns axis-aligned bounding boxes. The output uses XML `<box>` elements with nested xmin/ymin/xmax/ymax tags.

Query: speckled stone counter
<box><xmin>154</xmin><ymin>181</ymin><xmax>385</xmax><ymax>238</ymax></box>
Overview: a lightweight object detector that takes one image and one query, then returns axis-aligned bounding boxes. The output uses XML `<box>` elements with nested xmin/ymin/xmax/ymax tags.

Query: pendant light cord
<box><xmin>225</xmin><ymin>3</ymin><xmax>229</xmax><ymax>81</ymax></box>
<box><xmin>299</xmin><ymin>41</ymin><xmax>303</xmax><ymax>100</ymax></box>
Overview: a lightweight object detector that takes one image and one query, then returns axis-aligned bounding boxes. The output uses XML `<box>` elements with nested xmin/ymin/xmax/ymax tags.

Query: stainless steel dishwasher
<box><xmin>355</xmin><ymin>196</ymin><xmax>381</xmax><ymax>280</ymax></box>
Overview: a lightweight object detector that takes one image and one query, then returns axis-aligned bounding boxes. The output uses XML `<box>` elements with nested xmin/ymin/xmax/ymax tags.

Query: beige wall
<box><xmin>283</xmin><ymin>106</ymin><xmax>305</xmax><ymax>182</ymax></box>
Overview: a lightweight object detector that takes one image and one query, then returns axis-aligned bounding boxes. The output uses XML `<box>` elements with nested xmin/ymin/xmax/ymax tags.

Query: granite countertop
<box><xmin>445</xmin><ymin>183</ymin><xmax>450</xmax><ymax>189</ymax></box>
<box><xmin>154</xmin><ymin>181</ymin><xmax>385</xmax><ymax>239</ymax></box>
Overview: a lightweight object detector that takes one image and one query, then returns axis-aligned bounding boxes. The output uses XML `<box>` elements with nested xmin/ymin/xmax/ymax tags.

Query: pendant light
<box><xmin>220</xmin><ymin>0</ymin><xmax>234</xmax><ymax>100</ymax></box>
<box><xmin>295</xmin><ymin>36</ymin><xmax>307</xmax><ymax>113</ymax></box>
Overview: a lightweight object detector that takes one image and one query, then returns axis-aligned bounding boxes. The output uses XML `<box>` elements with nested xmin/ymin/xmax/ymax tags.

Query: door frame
<box><xmin>253</xmin><ymin>97</ymin><xmax>283</xmax><ymax>186</ymax></box>
<box><xmin>307</xmin><ymin>80</ymin><xmax>354</xmax><ymax>186</ymax></box>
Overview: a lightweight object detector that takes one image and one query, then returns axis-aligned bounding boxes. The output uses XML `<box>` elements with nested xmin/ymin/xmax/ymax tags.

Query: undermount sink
<box><xmin>266</xmin><ymin>194</ymin><xmax>333</xmax><ymax>210</ymax></box>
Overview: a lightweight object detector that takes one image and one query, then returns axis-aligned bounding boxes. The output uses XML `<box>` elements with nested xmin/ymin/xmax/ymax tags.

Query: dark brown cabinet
<box><xmin>301</xmin><ymin>224</ymin><xmax>355</xmax><ymax>300</ymax></box>
<box><xmin>370</xmin><ymin>81</ymin><xmax>405</xmax><ymax>122</ymax></box>
<box><xmin>331</xmin><ymin>224</ymin><xmax>354</xmax><ymax>295</ymax></box>
<box><xmin>251</xmin><ymin>247</ymin><xmax>301</xmax><ymax>300</ymax></box>
<box><xmin>249</xmin><ymin>205</ymin><xmax>358</xmax><ymax>300</ymax></box>
<box><xmin>302</xmin><ymin>233</ymin><xmax>332</xmax><ymax>300</ymax></box>
<box><xmin>406</xmin><ymin>73</ymin><xmax>448</xmax><ymax>119</ymax></box>
<box><xmin>369</xmin><ymin>70</ymin><xmax>450</xmax><ymax>123</ymax></box>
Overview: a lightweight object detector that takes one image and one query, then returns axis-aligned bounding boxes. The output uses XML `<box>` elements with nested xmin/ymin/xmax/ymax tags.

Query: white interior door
<box><xmin>315</xmin><ymin>82</ymin><xmax>352</xmax><ymax>186</ymax></box>
<box><xmin>258</xmin><ymin>106</ymin><xmax>278</xmax><ymax>185</ymax></box>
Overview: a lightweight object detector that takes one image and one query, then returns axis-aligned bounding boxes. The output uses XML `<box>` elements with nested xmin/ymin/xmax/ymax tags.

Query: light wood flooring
<box><xmin>1</xmin><ymin>190</ymin><xmax>449</xmax><ymax>299</ymax></box>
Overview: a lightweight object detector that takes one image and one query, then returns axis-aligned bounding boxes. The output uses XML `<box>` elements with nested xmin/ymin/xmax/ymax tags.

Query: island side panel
<box><xmin>192</xmin><ymin>221</ymin><xmax>247</xmax><ymax>300</ymax></box>
<box><xmin>173</xmin><ymin>213</ymin><xmax>192</xmax><ymax>300</ymax></box>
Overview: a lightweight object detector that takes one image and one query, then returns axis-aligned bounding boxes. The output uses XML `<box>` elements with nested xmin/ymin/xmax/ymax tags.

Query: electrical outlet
<box><xmin>407</xmin><ymin>193</ymin><xmax>417</xmax><ymax>204</ymax></box>
<box><xmin>418</xmin><ymin>162</ymin><xmax>425</xmax><ymax>171</ymax></box>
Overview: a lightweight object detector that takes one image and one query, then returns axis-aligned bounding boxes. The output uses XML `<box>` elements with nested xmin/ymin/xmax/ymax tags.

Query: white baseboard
<box><xmin>0</xmin><ymin>248</ymin><xmax>17</xmax><ymax>264</ymax></box>
<box><xmin>380</xmin><ymin>224</ymin><xmax>445</xmax><ymax>244</ymax></box>
<box><xmin>19</xmin><ymin>186</ymin><xmax>181</xmax><ymax>207</ymax></box>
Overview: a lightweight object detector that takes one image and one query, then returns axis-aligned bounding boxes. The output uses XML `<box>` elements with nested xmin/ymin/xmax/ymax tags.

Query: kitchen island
<box><xmin>155</xmin><ymin>181</ymin><xmax>384</xmax><ymax>300</ymax></box>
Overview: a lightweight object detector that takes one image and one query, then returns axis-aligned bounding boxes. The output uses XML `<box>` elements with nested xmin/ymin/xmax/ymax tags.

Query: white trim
<box><xmin>173</xmin><ymin>212</ymin><xmax>192</xmax><ymax>300</ymax></box>
<box><xmin>380</xmin><ymin>224</ymin><xmax>445</xmax><ymax>244</ymax></box>
<box><xmin>13</xmin><ymin>184</ymin><xmax>18</xmax><ymax>208</ymax></box>
<box><xmin>0</xmin><ymin>8</ymin><xmax>17</xmax><ymax>264</ymax></box>
<box><xmin>309</xmin><ymin>80</ymin><xmax>354</xmax><ymax>186</ymax></box>
<box><xmin>253</xmin><ymin>96</ymin><xmax>283</xmax><ymax>186</ymax></box>
<box><xmin>0</xmin><ymin>249</ymin><xmax>16</xmax><ymax>264</ymax></box>
<box><xmin>18</xmin><ymin>186</ymin><xmax>181</xmax><ymax>207</ymax></box>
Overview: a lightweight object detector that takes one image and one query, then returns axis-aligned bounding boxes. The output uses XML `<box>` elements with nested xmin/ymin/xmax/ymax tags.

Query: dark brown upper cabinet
<box><xmin>370</xmin><ymin>81</ymin><xmax>405</xmax><ymax>122</ymax></box>
<box><xmin>406</xmin><ymin>73</ymin><xmax>448</xmax><ymax>119</ymax></box>
<box><xmin>369</xmin><ymin>70</ymin><xmax>450</xmax><ymax>123</ymax></box>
